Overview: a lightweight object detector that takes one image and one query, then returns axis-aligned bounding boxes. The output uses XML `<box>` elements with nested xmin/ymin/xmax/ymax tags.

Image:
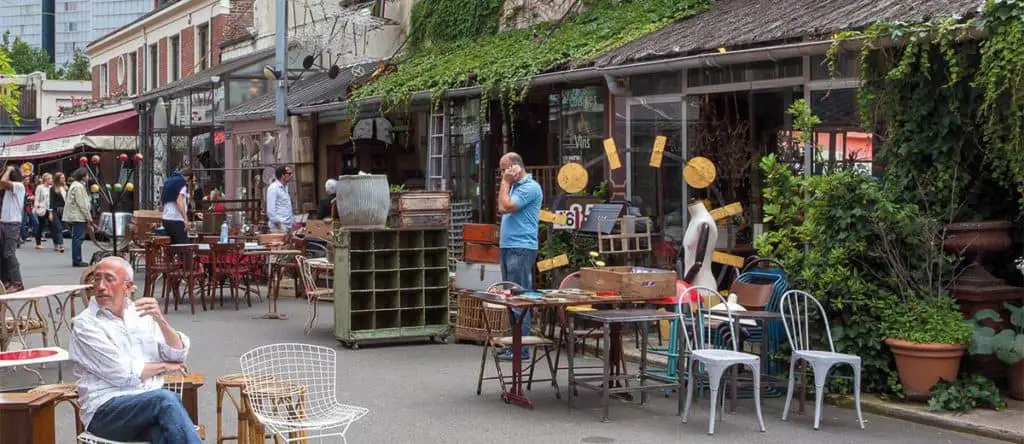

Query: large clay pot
<box><xmin>885</xmin><ymin>338</ymin><xmax>966</xmax><ymax>398</ymax></box>
<box><xmin>335</xmin><ymin>175</ymin><xmax>390</xmax><ymax>228</ymax></box>
<box><xmin>1008</xmin><ymin>360</ymin><xmax>1024</xmax><ymax>401</ymax></box>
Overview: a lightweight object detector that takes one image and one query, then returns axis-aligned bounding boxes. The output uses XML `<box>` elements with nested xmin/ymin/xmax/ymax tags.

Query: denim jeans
<box><xmin>500</xmin><ymin>248</ymin><xmax>538</xmax><ymax>338</ymax></box>
<box><xmin>70</xmin><ymin>222</ymin><xmax>86</xmax><ymax>264</ymax></box>
<box><xmin>0</xmin><ymin>222</ymin><xmax>21</xmax><ymax>284</ymax></box>
<box><xmin>20</xmin><ymin>210</ymin><xmax>38</xmax><ymax>241</ymax></box>
<box><xmin>87</xmin><ymin>389</ymin><xmax>202</xmax><ymax>444</ymax></box>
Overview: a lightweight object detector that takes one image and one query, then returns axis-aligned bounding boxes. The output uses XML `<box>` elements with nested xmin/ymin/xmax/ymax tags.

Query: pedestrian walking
<box><xmin>50</xmin><ymin>172</ymin><xmax>67</xmax><ymax>253</ymax></box>
<box><xmin>64</xmin><ymin>168</ymin><xmax>92</xmax><ymax>267</ymax></box>
<box><xmin>0</xmin><ymin>166</ymin><xmax>26</xmax><ymax>291</ymax></box>
<box><xmin>33</xmin><ymin>172</ymin><xmax>52</xmax><ymax>249</ymax></box>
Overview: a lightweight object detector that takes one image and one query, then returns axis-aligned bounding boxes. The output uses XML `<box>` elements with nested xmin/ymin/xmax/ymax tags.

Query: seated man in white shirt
<box><xmin>69</xmin><ymin>256</ymin><xmax>201</xmax><ymax>443</ymax></box>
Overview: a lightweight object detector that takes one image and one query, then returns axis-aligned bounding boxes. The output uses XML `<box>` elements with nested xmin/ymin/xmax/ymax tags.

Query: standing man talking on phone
<box><xmin>496</xmin><ymin>152</ymin><xmax>542</xmax><ymax>361</ymax></box>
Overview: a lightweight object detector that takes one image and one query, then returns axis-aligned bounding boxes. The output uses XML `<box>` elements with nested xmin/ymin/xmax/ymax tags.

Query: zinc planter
<box><xmin>885</xmin><ymin>338</ymin><xmax>966</xmax><ymax>398</ymax></box>
<box><xmin>335</xmin><ymin>175</ymin><xmax>390</xmax><ymax>228</ymax></box>
<box><xmin>1008</xmin><ymin>361</ymin><xmax>1024</xmax><ymax>401</ymax></box>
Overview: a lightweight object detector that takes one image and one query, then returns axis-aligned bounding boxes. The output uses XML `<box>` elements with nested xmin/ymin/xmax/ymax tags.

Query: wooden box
<box><xmin>304</xmin><ymin>219</ymin><xmax>337</xmax><ymax>241</ymax></box>
<box><xmin>579</xmin><ymin>266</ymin><xmax>676</xmax><ymax>298</ymax></box>
<box><xmin>132</xmin><ymin>210</ymin><xmax>163</xmax><ymax>239</ymax></box>
<box><xmin>394</xmin><ymin>191</ymin><xmax>451</xmax><ymax>212</ymax></box>
<box><xmin>463</xmin><ymin>224</ymin><xmax>499</xmax><ymax>245</ymax></box>
<box><xmin>389</xmin><ymin>211</ymin><xmax>450</xmax><ymax>229</ymax></box>
<box><xmin>464</xmin><ymin>241</ymin><xmax>501</xmax><ymax>264</ymax></box>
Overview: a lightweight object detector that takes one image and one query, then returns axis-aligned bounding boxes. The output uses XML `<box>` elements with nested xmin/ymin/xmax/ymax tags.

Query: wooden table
<box><xmin>468</xmin><ymin>290</ymin><xmax>673</xmax><ymax>409</ymax></box>
<box><xmin>0</xmin><ymin>391</ymin><xmax>59</xmax><ymax>444</ymax></box>
<box><xmin>245</xmin><ymin>250</ymin><xmax>302</xmax><ymax>320</ymax></box>
<box><xmin>164</xmin><ymin>372</ymin><xmax>206</xmax><ymax>424</ymax></box>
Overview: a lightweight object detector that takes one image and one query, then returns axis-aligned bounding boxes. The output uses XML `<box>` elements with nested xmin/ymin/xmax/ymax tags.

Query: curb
<box><xmin>827</xmin><ymin>395</ymin><xmax>1024</xmax><ymax>444</ymax></box>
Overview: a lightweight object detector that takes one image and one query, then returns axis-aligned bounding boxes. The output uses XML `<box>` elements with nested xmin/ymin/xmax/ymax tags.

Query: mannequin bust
<box><xmin>682</xmin><ymin>202</ymin><xmax>718</xmax><ymax>289</ymax></box>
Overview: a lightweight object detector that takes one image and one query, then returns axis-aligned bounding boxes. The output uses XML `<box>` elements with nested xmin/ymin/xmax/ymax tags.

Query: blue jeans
<box><xmin>70</xmin><ymin>222</ymin><xmax>86</xmax><ymax>263</ymax></box>
<box><xmin>500</xmin><ymin>248</ymin><xmax>538</xmax><ymax>338</ymax></box>
<box><xmin>87</xmin><ymin>389</ymin><xmax>201</xmax><ymax>444</ymax></box>
<box><xmin>21</xmin><ymin>210</ymin><xmax>38</xmax><ymax>241</ymax></box>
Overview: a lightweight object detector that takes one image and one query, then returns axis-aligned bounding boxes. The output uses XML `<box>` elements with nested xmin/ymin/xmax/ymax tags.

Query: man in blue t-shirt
<box><xmin>496</xmin><ymin>152</ymin><xmax>542</xmax><ymax>360</ymax></box>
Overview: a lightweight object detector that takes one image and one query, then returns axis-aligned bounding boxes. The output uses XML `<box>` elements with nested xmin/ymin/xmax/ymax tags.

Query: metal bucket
<box><xmin>335</xmin><ymin>175</ymin><xmax>390</xmax><ymax>228</ymax></box>
<box><xmin>100</xmin><ymin>212</ymin><xmax>133</xmax><ymax>237</ymax></box>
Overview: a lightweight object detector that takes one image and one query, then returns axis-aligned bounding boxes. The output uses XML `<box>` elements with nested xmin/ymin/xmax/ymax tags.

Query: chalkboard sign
<box><xmin>579</xmin><ymin>203</ymin><xmax>626</xmax><ymax>234</ymax></box>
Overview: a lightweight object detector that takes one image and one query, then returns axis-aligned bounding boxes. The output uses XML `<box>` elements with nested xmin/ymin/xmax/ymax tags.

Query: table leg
<box><xmin>676</xmin><ymin>313</ymin><xmax>685</xmax><ymax>416</ymax></box>
<box><xmin>640</xmin><ymin>321</ymin><xmax>648</xmax><ymax>406</ymax></box>
<box><xmin>258</xmin><ymin>267</ymin><xmax>288</xmax><ymax>320</ymax></box>
<box><xmin>601</xmin><ymin>320</ymin><xmax>612</xmax><ymax>422</ymax></box>
<box><xmin>501</xmin><ymin>307</ymin><xmax>533</xmax><ymax>409</ymax></box>
<box><xmin>567</xmin><ymin>315</ymin><xmax>576</xmax><ymax>409</ymax></box>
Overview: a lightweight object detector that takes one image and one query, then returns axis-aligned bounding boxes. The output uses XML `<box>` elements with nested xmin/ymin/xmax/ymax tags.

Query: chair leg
<box><xmin>682</xmin><ymin>357</ymin><xmax>696</xmax><ymax>423</ymax></box>
<box><xmin>476</xmin><ymin>341</ymin><xmax>489</xmax><ymax>395</ymax></box>
<box><xmin>782</xmin><ymin>357</ymin><xmax>798</xmax><ymax>421</ymax></box>
<box><xmin>811</xmin><ymin>361</ymin><xmax>830</xmax><ymax>430</ymax></box>
<box><xmin>491</xmin><ymin>341</ymin><xmax>508</xmax><ymax>394</ymax></box>
<box><xmin>750</xmin><ymin>361</ymin><xmax>766</xmax><ymax>432</ymax></box>
<box><xmin>853</xmin><ymin>362</ymin><xmax>865</xmax><ymax>429</ymax></box>
<box><xmin>707</xmin><ymin>364</ymin><xmax>724</xmax><ymax>435</ymax></box>
<box><xmin>186</xmin><ymin>279</ymin><xmax>196</xmax><ymax>315</ymax></box>
<box><xmin>544</xmin><ymin>345</ymin><xmax>561</xmax><ymax>399</ymax></box>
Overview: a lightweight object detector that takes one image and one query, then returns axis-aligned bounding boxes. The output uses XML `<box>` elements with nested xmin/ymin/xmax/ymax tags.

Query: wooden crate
<box><xmin>393</xmin><ymin>191</ymin><xmax>451</xmax><ymax>212</ymax></box>
<box><xmin>579</xmin><ymin>266</ymin><xmax>675</xmax><ymax>298</ymax></box>
<box><xmin>464</xmin><ymin>241</ymin><xmax>500</xmax><ymax>264</ymax></box>
<box><xmin>132</xmin><ymin>210</ymin><xmax>163</xmax><ymax>240</ymax></box>
<box><xmin>389</xmin><ymin>211</ymin><xmax>450</xmax><ymax>229</ymax></box>
<box><xmin>463</xmin><ymin>224</ymin><xmax>499</xmax><ymax>245</ymax></box>
<box><xmin>597</xmin><ymin>216</ymin><xmax>653</xmax><ymax>253</ymax></box>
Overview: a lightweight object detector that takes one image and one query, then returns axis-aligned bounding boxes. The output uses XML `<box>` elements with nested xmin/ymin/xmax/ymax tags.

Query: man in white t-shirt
<box><xmin>160</xmin><ymin>168</ymin><xmax>201</xmax><ymax>245</ymax></box>
<box><xmin>0</xmin><ymin>166</ymin><xmax>26</xmax><ymax>291</ymax></box>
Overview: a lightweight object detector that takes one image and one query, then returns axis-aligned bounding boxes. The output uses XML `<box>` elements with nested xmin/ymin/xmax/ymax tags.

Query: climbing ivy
<box><xmin>827</xmin><ymin>1</ymin><xmax>1024</xmax><ymax>214</ymax></box>
<box><xmin>407</xmin><ymin>0</ymin><xmax>505</xmax><ymax>51</ymax></box>
<box><xmin>350</xmin><ymin>0</ymin><xmax>711</xmax><ymax>113</ymax></box>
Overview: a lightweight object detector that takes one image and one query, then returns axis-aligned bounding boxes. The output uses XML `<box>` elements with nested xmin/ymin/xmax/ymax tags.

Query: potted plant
<box><xmin>969</xmin><ymin>304</ymin><xmax>1024</xmax><ymax>400</ymax></box>
<box><xmin>884</xmin><ymin>300</ymin><xmax>974</xmax><ymax>398</ymax></box>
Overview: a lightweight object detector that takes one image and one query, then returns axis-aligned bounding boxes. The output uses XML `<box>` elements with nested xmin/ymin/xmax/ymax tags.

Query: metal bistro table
<box><xmin>0</xmin><ymin>284</ymin><xmax>91</xmax><ymax>385</ymax></box>
<box><xmin>569</xmin><ymin>309</ymin><xmax>685</xmax><ymax>422</ymax></box>
<box><xmin>706</xmin><ymin>309</ymin><xmax>804</xmax><ymax>414</ymax></box>
<box><xmin>468</xmin><ymin>291</ymin><xmax>675</xmax><ymax>410</ymax></box>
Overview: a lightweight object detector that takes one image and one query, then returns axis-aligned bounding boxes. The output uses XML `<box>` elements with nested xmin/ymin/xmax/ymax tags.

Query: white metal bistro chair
<box><xmin>239</xmin><ymin>343</ymin><xmax>368</xmax><ymax>443</ymax></box>
<box><xmin>779</xmin><ymin>289</ymin><xmax>865</xmax><ymax>430</ymax></box>
<box><xmin>77</xmin><ymin>369</ymin><xmax>198</xmax><ymax>443</ymax></box>
<box><xmin>677</xmin><ymin>285</ymin><xmax>766</xmax><ymax>435</ymax></box>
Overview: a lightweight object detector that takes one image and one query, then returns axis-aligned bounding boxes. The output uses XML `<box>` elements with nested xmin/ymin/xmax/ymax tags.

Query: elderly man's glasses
<box><xmin>91</xmin><ymin>273</ymin><xmax>127</xmax><ymax>285</ymax></box>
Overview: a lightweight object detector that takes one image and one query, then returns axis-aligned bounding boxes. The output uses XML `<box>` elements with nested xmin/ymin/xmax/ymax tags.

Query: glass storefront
<box><xmin>548</xmin><ymin>86</ymin><xmax>606</xmax><ymax>192</ymax></box>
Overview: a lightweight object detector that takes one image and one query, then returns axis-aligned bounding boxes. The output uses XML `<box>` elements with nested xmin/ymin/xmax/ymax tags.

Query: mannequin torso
<box><xmin>682</xmin><ymin>202</ymin><xmax>718</xmax><ymax>290</ymax></box>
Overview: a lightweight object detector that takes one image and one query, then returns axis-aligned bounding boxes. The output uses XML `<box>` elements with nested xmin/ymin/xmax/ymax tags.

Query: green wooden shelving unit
<box><xmin>334</xmin><ymin>228</ymin><xmax>450</xmax><ymax>348</ymax></box>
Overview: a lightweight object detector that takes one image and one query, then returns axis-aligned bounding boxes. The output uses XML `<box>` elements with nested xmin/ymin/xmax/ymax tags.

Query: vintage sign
<box><xmin>536</xmin><ymin>254</ymin><xmax>570</xmax><ymax>272</ymax></box>
<box><xmin>603</xmin><ymin>138</ymin><xmax>621</xmax><ymax>170</ymax></box>
<box><xmin>649</xmin><ymin>135</ymin><xmax>667</xmax><ymax>168</ymax></box>
<box><xmin>552</xmin><ymin>197</ymin><xmax>602</xmax><ymax>230</ymax></box>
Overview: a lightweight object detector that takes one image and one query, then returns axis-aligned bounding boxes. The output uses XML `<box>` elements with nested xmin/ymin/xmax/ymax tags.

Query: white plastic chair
<box><xmin>677</xmin><ymin>285</ymin><xmax>766</xmax><ymax>435</ymax></box>
<box><xmin>779</xmin><ymin>290</ymin><xmax>865</xmax><ymax>430</ymax></box>
<box><xmin>239</xmin><ymin>343</ymin><xmax>368</xmax><ymax>443</ymax></box>
<box><xmin>77</xmin><ymin>370</ymin><xmax>195</xmax><ymax>443</ymax></box>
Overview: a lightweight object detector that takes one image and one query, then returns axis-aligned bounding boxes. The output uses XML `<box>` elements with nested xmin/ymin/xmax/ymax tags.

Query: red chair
<box><xmin>209</xmin><ymin>243</ymin><xmax>252</xmax><ymax>310</ymax></box>
<box><xmin>142</xmin><ymin>237</ymin><xmax>172</xmax><ymax>301</ymax></box>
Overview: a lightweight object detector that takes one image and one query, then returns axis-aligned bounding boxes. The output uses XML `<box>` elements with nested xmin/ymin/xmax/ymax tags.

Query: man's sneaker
<box><xmin>496</xmin><ymin>348</ymin><xmax>529</xmax><ymax>361</ymax></box>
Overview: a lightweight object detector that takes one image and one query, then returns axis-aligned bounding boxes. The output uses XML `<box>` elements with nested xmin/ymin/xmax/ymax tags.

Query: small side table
<box><xmin>0</xmin><ymin>391</ymin><xmax>59</xmax><ymax>444</ymax></box>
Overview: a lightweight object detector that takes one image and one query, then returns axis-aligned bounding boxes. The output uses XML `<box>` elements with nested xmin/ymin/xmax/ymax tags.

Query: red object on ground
<box><xmin>0</xmin><ymin>349</ymin><xmax>58</xmax><ymax>361</ymax></box>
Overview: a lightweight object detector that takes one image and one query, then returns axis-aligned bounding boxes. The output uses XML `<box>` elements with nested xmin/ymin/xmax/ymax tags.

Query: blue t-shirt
<box><xmin>500</xmin><ymin>174</ymin><xmax>543</xmax><ymax>250</ymax></box>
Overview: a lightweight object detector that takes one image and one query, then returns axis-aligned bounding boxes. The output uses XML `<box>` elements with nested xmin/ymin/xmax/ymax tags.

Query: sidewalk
<box><xmin>605</xmin><ymin>332</ymin><xmax>1024</xmax><ymax>444</ymax></box>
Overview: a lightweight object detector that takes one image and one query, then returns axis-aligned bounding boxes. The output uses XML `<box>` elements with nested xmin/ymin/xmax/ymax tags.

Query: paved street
<box><xmin>0</xmin><ymin>242</ymin><xmax>1007</xmax><ymax>443</ymax></box>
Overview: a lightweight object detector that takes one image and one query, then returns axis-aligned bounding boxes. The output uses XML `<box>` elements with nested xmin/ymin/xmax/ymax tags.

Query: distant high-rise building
<box><xmin>0</xmin><ymin>0</ymin><xmax>152</xmax><ymax>68</ymax></box>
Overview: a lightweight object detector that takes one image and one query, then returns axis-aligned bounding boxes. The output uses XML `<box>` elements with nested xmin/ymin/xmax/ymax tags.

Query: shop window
<box><xmin>228</xmin><ymin>78</ymin><xmax>268</xmax><ymax>108</ymax></box>
<box><xmin>687</xmin><ymin>58</ymin><xmax>802</xmax><ymax>87</ymax></box>
<box><xmin>548</xmin><ymin>86</ymin><xmax>606</xmax><ymax>192</ymax></box>
<box><xmin>627</xmin><ymin>99</ymin><xmax>683</xmax><ymax>238</ymax></box>
<box><xmin>810</xmin><ymin>51</ymin><xmax>860</xmax><ymax>80</ymax></box>
<box><xmin>629</xmin><ymin>71</ymin><xmax>682</xmax><ymax>96</ymax></box>
<box><xmin>446</xmin><ymin>98</ymin><xmax>487</xmax><ymax>211</ymax></box>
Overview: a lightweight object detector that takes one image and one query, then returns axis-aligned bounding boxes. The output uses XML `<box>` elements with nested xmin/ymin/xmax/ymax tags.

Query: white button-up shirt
<box><xmin>265</xmin><ymin>180</ymin><xmax>294</xmax><ymax>228</ymax></box>
<box><xmin>68</xmin><ymin>300</ymin><xmax>191</xmax><ymax>430</ymax></box>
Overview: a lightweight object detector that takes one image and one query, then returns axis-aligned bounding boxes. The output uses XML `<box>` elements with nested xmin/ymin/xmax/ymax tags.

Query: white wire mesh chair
<box><xmin>779</xmin><ymin>290</ymin><xmax>865</xmax><ymax>430</ymax></box>
<box><xmin>77</xmin><ymin>369</ymin><xmax>195</xmax><ymax>443</ymax></box>
<box><xmin>677</xmin><ymin>285</ymin><xmax>766</xmax><ymax>435</ymax></box>
<box><xmin>239</xmin><ymin>343</ymin><xmax>368</xmax><ymax>443</ymax></box>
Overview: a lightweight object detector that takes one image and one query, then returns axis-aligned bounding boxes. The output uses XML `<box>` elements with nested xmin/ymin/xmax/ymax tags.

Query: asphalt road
<box><xmin>0</xmin><ymin>242</ymin><xmax>1006</xmax><ymax>443</ymax></box>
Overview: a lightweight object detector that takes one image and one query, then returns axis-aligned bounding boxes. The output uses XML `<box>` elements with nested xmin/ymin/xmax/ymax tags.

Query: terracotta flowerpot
<box><xmin>885</xmin><ymin>338</ymin><xmax>966</xmax><ymax>398</ymax></box>
<box><xmin>1008</xmin><ymin>360</ymin><xmax>1024</xmax><ymax>401</ymax></box>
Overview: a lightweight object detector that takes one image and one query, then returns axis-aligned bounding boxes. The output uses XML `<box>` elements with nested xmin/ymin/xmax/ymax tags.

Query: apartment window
<box><xmin>64</xmin><ymin>2</ymin><xmax>77</xmax><ymax>11</ymax></box>
<box><xmin>128</xmin><ymin>52</ymin><xmax>137</xmax><ymax>95</ymax></box>
<box><xmin>169</xmin><ymin>35</ymin><xmax>180</xmax><ymax>82</ymax></box>
<box><xmin>148</xmin><ymin>43</ymin><xmax>158</xmax><ymax>90</ymax></box>
<box><xmin>196</xmin><ymin>23</ymin><xmax>209</xmax><ymax>71</ymax></box>
<box><xmin>66</xmin><ymin>22</ymin><xmax>76</xmax><ymax>32</ymax></box>
<box><xmin>99</xmin><ymin>64</ymin><xmax>108</xmax><ymax>97</ymax></box>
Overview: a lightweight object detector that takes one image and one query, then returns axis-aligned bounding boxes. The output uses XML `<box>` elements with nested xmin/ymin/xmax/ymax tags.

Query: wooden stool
<box><xmin>243</xmin><ymin>380</ymin><xmax>308</xmax><ymax>442</ymax></box>
<box><xmin>217</xmin><ymin>373</ymin><xmax>275</xmax><ymax>444</ymax></box>
<box><xmin>28</xmin><ymin>383</ymin><xmax>83</xmax><ymax>435</ymax></box>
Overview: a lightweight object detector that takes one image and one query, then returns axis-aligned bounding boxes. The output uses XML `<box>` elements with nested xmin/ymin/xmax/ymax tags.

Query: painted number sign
<box><xmin>553</xmin><ymin>202</ymin><xmax>594</xmax><ymax>230</ymax></box>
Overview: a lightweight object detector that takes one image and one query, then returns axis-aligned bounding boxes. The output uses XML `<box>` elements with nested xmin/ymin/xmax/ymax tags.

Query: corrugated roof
<box><xmin>221</xmin><ymin>61</ymin><xmax>378</xmax><ymax>121</ymax></box>
<box><xmin>594</xmin><ymin>0</ymin><xmax>983</xmax><ymax>67</ymax></box>
<box><xmin>134</xmin><ymin>47</ymin><xmax>277</xmax><ymax>103</ymax></box>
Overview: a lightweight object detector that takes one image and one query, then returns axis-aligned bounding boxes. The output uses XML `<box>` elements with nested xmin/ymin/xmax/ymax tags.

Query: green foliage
<box><xmin>927</xmin><ymin>374</ymin><xmax>1007</xmax><ymax>412</ymax></box>
<box><xmin>0</xmin><ymin>49</ymin><xmax>20</xmax><ymax>124</ymax></box>
<box><xmin>786</xmin><ymin>99</ymin><xmax>820</xmax><ymax>144</ymax></box>
<box><xmin>977</xmin><ymin>0</ymin><xmax>1024</xmax><ymax>204</ymax></box>
<box><xmin>969</xmin><ymin>304</ymin><xmax>1024</xmax><ymax>365</ymax></box>
<box><xmin>351</xmin><ymin>0</ymin><xmax>711</xmax><ymax>112</ymax></box>
<box><xmin>828</xmin><ymin>6</ymin><xmax>1024</xmax><ymax>215</ymax></box>
<box><xmin>62</xmin><ymin>49</ymin><xmax>92</xmax><ymax>81</ymax></box>
<box><xmin>1</xmin><ymin>32</ymin><xmax>58</xmax><ymax>77</ymax></box>
<box><xmin>408</xmin><ymin>0</ymin><xmax>505</xmax><ymax>50</ymax></box>
<box><xmin>885</xmin><ymin>299</ymin><xmax>973</xmax><ymax>345</ymax></box>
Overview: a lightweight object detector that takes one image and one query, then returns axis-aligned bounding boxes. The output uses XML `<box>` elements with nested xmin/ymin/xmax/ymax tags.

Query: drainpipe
<box><xmin>603</xmin><ymin>74</ymin><xmax>631</xmax><ymax>97</ymax></box>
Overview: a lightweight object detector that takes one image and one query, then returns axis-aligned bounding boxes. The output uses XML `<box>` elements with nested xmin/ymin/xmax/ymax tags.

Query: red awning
<box><xmin>2</xmin><ymin>110</ymin><xmax>138</xmax><ymax>160</ymax></box>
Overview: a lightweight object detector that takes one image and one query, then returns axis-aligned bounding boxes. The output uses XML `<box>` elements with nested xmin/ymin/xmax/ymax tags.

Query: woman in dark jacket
<box><xmin>50</xmin><ymin>172</ymin><xmax>67</xmax><ymax>253</ymax></box>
